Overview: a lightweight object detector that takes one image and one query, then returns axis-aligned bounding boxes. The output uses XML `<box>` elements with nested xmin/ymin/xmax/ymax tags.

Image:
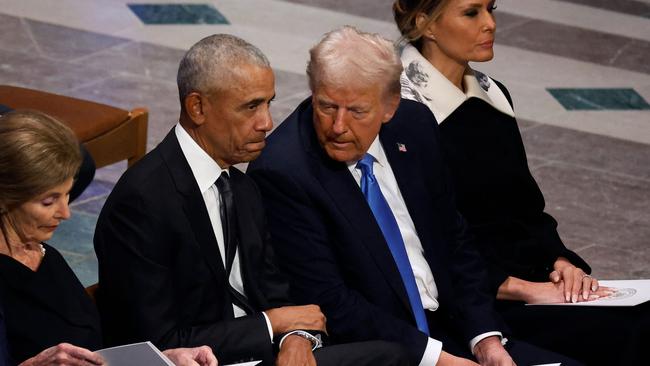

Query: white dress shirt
<box><xmin>175</xmin><ymin>124</ymin><xmax>274</xmax><ymax>340</ymax></box>
<box><xmin>347</xmin><ymin>138</ymin><xmax>501</xmax><ymax>365</ymax></box>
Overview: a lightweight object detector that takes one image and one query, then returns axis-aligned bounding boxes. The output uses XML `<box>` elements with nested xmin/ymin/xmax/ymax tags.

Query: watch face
<box><xmin>296</xmin><ymin>330</ymin><xmax>321</xmax><ymax>349</ymax></box>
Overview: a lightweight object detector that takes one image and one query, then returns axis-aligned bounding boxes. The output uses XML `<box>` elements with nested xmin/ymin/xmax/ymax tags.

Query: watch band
<box><xmin>278</xmin><ymin>330</ymin><xmax>323</xmax><ymax>351</ymax></box>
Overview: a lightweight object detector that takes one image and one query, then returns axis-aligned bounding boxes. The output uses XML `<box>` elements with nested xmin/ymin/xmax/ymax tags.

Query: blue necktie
<box><xmin>357</xmin><ymin>153</ymin><xmax>429</xmax><ymax>335</ymax></box>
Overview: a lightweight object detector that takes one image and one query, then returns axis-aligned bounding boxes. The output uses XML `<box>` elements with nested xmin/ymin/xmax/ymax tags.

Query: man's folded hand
<box><xmin>266</xmin><ymin>305</ymin><xmax>327</xmax><ymax>335</ymax></box>
<box><xmin>473</xmin><ymin>336</ymin><xmax>516</xmax><ymax>366</ymax></box>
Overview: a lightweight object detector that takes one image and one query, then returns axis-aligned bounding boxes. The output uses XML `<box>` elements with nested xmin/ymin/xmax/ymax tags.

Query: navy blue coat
<box><xmin>248</xmin><ymin>98</ymin><xmax>505</xmax><ymax>364</ymax></box>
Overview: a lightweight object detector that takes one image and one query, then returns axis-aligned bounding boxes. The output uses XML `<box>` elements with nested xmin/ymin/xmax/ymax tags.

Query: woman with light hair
<box><xmin>0</xmin><ymin>110</ymin><xmax>217</xmax><ymax>366</ymax></box>
<box><xmin>393</xmin><ymin>0</ymin><xmax>648</xmax><ymax>364</ymax></box>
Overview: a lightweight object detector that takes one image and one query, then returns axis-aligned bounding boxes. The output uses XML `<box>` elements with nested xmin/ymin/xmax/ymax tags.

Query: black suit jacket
<box><xmin>94</xmin><ymin>130</ymin><xmax>291</xmax><ymax>364</ymax></box>
<box><xmin>436</xmin><ymin>81</ymin><xmax>590</xmax><ymax>292</ymax></box>
<box><xmin>0</xmin><ymin>304</ymin><xmax>11</xmax><ymax>366</ymax></box>
<box><xmin>248</xmin><ymin>98</ymin><xmax>504</xmax><ymax>364</ymax></box>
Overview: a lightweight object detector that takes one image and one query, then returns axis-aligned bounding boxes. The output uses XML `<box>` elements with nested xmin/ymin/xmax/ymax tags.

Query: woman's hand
<box><xmin>497</xmin><ymin>276</ymin><xmax>610</xmax><ymax>304</ymax></box>
<box><xmin>163</xmin><ymin>346</ymin><xmax>218</xmax><ymax>366</ymax></box>
<box><xmin>523</xmin><ymin>281</ymin><xmax>567</xmax><ymax>304</ymax></box>
<box><xmin>19</xmin><ymin>343</ymin><xmax>104</xmax><ymax>366</ymax></box>
<box><xmin>550</xmin><ymin>257</ymin><xmax>598</xmax><ymax>303</ymax></box>
<box><xmin>498</xmin><ymin>276</ymin><xmax>565</xmax><ymax>303</ymax></box>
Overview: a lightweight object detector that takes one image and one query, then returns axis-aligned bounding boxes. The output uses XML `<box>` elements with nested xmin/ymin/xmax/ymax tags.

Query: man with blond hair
<box><xmin>249</xmin><ymin>26</ymin><xmax>581</xmax><ymax>366</ymax></box>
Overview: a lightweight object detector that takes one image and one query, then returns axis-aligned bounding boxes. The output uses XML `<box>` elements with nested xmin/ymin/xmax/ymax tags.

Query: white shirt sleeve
<box><xmin>421</xmin><ymin>331</ymin><xmax>503</xmax><ymax>365</ymax></box>
<box><xmin>419</xmin><ymin>337</ymin><xmax>443</xmax><ymax>366</ymax></box>
<box><xmin>470</xmin><ymin>331</ymin><xmax>503</xmax><ymax>354</ymax></box>
<box><xmin>261</xmin><ymin>311</ymin><xmax>274</xmax><ymax>343</ymax></box>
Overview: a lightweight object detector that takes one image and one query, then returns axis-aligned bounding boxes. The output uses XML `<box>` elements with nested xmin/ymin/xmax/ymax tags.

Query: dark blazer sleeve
<box><xmin>443</xmin><ymin>209</ymin><xmax>507</xmax><ymax>340</ymax></box>
<box><xmin>249</xmin><ymin>167</ymin><xmax>429</xmax><ymax>365</ymax></box>
<box><xmin>94</xmin><ymin>180</ymin><xmax>274</xmax><ymax>364</ymax></box>
<box><xmin>0</xmin><ymin>304</ymin><xmax>11</xmax><ymax>366</ymax></box>
<box><xmin>484</xmin><ymin>80</ymin><xmax>591</xmax><ymax>284</ymax></box>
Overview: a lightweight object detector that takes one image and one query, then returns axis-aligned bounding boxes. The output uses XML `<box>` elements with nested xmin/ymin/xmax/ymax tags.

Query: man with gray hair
<box><xmin>95</xmin><ymin>33</ymin><xmax>407</xmax><ymax>366</ymax></box>
<box><xmin>248</xmin><ymin>26</ymin><xmax>582</xmax><ymax>366</ymax></box>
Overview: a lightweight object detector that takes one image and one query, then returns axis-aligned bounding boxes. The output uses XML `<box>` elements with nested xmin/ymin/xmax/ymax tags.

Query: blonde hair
<box><xmin>393</xmin><ymin>0</ymin><xmax>450</xmax><ymax>49</ymax></box>
<box><xmin>0</xmin><ymin>110</ymin><xmax>81</xmax><ymax>213</ymax></box>
<box><xmin>306</xmin><ymin>26</ymin><xmax>403</xmax><ymax>98</ymax></box>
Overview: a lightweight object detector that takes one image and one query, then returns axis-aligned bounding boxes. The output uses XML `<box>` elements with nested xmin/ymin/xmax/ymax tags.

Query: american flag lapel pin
<box><xmin>397</xmin><ymin>143</ymin><xmax>407</xmax><ymax>152</ymax></box>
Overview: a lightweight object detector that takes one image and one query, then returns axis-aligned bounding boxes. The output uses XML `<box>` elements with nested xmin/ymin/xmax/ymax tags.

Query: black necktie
<box><xmin>215</xmin><ymin>171</ymin><xmax>254</xmax><ymax>314</ymax></box>
<box><xmin>216</xmin><ymin>172</ymin><xmax>237</xmax><ymax>273</ymax></box>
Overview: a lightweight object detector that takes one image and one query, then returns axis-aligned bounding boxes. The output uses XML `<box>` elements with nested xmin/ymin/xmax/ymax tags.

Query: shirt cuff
<box><xmin>261</xmin><ymin>311</ymin><xmax>274</xmax><ymax>343</ymax></box>
<box><xmin>469</xmin><ymin>331</ymin><xmax>503</xmax><ymax>354</ymax></box>
<box><xmin>419</xmin><ymin>337</ymin><xmax>443</xmax><ymax>366</ymax></box>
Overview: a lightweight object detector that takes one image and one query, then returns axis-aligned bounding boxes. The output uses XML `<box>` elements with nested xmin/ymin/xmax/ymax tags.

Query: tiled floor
<box><xmin>128</xmin><ymin>4</ymin><xmax>230</xmax><ymax>25</ymax></box>
<box><xmin>560</xmin><ymin>0</ymin><xmax>650</xmax><ymax>18</ymax></box>
<box><xmin>0</xmin><ymin>0</ymin><xmax>648</xmax><ymax>286</ymax></box>
<box><xmin>547</xmin><ymin>88</ymin><xmax>650</xmax><ymax>110</ymax></box>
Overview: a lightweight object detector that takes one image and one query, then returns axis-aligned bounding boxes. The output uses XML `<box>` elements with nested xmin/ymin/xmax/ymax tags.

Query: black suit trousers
<box><xmin>425</xmin><ymin>308</ymin><xmax>583</xmax><ymax>365</ymax></box>
<box><xmin>497</xmin><ymin>300</ymin><xmax>650</xmax><ymax>365</ymax></box>
<box><xmin>314</xmin><ymin>341</ymin><xmax>409</xmax><ymax>366</ymax></box>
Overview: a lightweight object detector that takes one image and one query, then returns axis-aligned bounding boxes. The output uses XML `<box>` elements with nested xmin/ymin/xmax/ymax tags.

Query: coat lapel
<box><xmin>380</xmin><ymin>121</ymin><xmax>448</xmax><ymax>288</ymax></box>
<box><xmin>299</xmin><ymin>107</ymin><xmax>413</xmax><ymax>314</ymax></box>
<box><xmin>158</xmin><ymin>130</ymin><xmax>228</xmax><ymax>285</ymax></box>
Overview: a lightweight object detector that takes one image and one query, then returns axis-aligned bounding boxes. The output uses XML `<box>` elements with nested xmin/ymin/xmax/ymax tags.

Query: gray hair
<box><xmin>177</xmin><ymin>34</ymin><xmax>270</xmax><ymax>106</ymax></box>
<box><xmin>307</xmin><ymin>26</ymin><xmax>403</xmax><ymax>97</ymax></box>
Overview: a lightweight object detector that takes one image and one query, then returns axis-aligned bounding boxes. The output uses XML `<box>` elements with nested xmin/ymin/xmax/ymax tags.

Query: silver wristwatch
<box><xmin>279</xmin><ymin>330</ymin><xmax>324</xmax><ymax>351</ymax></box>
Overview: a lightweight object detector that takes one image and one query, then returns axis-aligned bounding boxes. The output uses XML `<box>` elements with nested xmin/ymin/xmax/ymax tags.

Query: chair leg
<box><xmin>127</xmin><ymin>108</ymin><xmax>148</xmax><ymax>168</ymax></box>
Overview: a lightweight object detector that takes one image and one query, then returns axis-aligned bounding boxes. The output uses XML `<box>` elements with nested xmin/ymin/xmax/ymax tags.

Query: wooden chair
<box><xmin>0</xmin><ymin>85</ymin><xmax>148</xmax><ymax>168</ymax></box>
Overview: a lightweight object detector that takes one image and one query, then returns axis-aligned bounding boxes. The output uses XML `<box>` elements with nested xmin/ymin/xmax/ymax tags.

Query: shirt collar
<box><xmin>400</xmin><ymin>43</ymin><xmax>514</xmax><ymax>123</ymax></box>
<box><xmin>367</xmin><ymin>137</ymin><xmax>387</xmax><ymax>167</ymax></box>
<box><xmin>175</xmin><ymin>123</ymin><xmax>227</xmax><ymax>194</ymax></box>
<box><xmin>346</xmin><ymin>136</ymin><xmax>387</xmax><ymax>171</ymax></box>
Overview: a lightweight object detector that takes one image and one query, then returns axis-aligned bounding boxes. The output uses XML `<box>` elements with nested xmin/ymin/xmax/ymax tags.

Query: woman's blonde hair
<box><xmin>393</xmin><ymin>0</ymin><xmax>450</xmax><ymax>49</ymax></box>
<box><xmin>0</xmin><ymin>110</ymin><xmax>81</xmax><ymax>213</ymax></box>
